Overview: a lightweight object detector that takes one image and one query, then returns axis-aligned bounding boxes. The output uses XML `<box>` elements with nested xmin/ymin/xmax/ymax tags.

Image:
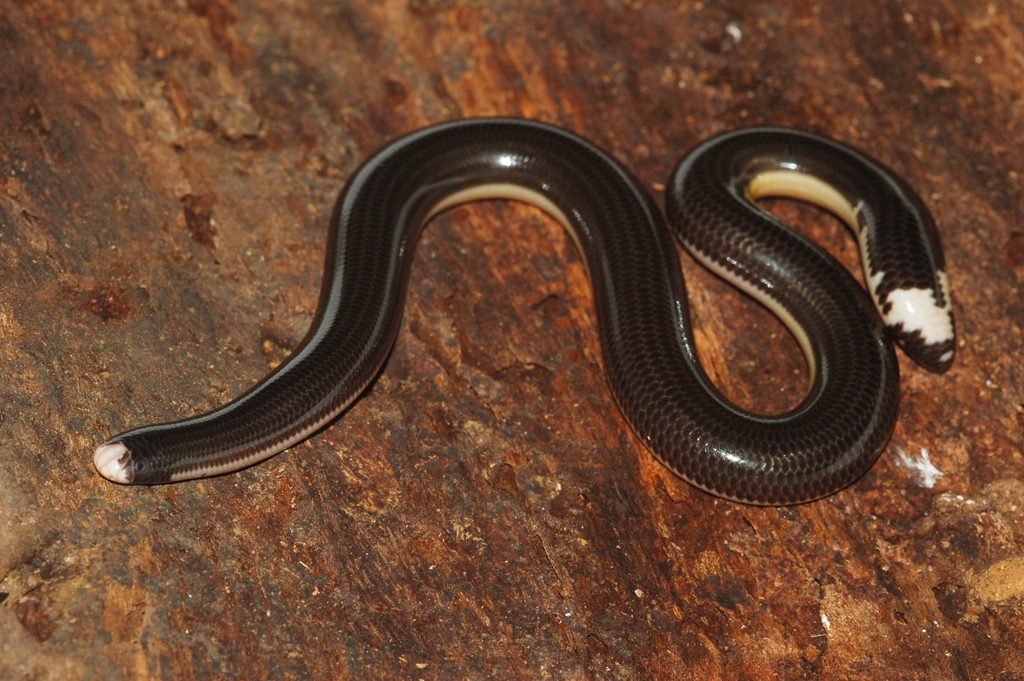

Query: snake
<box><xmin>93</xmin><ymin>119</ymin><xmax>954</xmax><ymax>504</ymax></box>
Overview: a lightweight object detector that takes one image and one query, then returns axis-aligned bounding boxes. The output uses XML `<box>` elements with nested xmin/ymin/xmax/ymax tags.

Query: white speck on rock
<box><xmin>894</xmin><ymin>447</ymin><xmax>944</xmax><ymax>488</ymax></box>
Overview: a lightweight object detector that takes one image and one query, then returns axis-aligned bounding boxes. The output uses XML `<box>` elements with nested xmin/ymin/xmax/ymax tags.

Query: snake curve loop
<box><xmin>94</xmin><ymin>119</ymin><xmax>954</xmax><ymax>505</ymax></box>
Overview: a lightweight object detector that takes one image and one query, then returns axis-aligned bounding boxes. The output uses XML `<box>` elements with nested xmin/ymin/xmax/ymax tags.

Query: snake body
<box><xmin>94</xmin><ymin>119</ymin><xmax>953</xmax><ymax>504</ymax></box>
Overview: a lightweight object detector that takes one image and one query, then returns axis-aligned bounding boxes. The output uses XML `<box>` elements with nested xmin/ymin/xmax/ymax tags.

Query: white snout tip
<box><xmin>93</xmin><ymin>442</ymin><xmax>132</xmax><ymax>484</ymax></box>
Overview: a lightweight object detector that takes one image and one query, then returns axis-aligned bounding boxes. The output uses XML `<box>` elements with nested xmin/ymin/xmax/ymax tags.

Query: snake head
<box><xmin>93</xmin><ymin>440</ymin><xmax>137</xmax><ymax>484</ymax></box>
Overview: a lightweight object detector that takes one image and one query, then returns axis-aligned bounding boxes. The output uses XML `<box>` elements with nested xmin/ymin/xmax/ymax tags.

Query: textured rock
<box><xmin>1</xmin><ymin>0</ymin><xmax>1021</xmax><ymax>678</ymax></box>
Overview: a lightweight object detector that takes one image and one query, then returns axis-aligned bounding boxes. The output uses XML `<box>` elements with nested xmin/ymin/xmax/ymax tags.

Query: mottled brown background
<box><xmin>1</xmin><ymin>0</ymin><xmax>1023</xmax><ymax>679</ymax></box>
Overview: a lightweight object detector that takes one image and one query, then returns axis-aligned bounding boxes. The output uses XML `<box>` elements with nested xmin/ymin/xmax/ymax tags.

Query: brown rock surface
<box><xmin>1</xmin><ymin>1</ymin><xmax>1022</xmax><ymax>678</ymax></box>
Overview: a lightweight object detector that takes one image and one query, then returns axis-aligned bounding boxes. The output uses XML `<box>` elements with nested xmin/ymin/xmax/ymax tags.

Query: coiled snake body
<box><xmin>94</xmin><ymin>119</ymin><xmax>954</xmax><ymax>504</ymax></box>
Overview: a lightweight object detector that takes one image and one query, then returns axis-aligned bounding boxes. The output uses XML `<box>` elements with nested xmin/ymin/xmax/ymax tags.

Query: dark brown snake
<box><xmin>94</xmin><ymin>119</ymin><xmax>954</xmax><ymax>504</ymax></box>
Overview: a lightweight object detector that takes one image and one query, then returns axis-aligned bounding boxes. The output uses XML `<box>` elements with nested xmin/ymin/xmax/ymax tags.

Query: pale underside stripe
<box><xmin>685</xmin><ymin>244</ymin><xmax>817</xmax><ymax>382</ymax></box>
<box><xmin>747</xmin><ymin>170</ymin><xmax>860</xmax><ymax>230</ymax></box>
<box><xmin>733</xmin><ymin>169</ymin><xmax>869</xmax><ymax>381</ymax></box>
<box><xmin>169</xmin><ymin>384</ymin><xmax>367</xmax><ymax>481</ymax></box>
<box><xmin>748</xmin><ymin>168</ymin><xmax>954</xmax><ymax>350</ymax></box>
<box><xmin>172</xmin><ymin>183</ymin><xmax>579</xmax><ymax>481</ymax></box>
<box><xmin>428</xmin><ymin>183</ymin><xmax>574</xmax><ymax>233</ymax></box>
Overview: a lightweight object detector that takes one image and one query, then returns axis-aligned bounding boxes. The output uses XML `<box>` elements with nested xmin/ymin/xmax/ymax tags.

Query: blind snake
<box><xmin>93</xmin><ymin>119</ymin><xmax>954</xmax><ymax>504</ymax></box>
